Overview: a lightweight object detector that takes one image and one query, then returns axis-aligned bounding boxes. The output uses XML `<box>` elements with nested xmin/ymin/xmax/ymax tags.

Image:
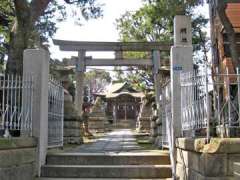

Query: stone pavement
<box><xmin>69</xmin><ymin>129</ymin><xmax>143</xmax><ymax>153</ymax></box>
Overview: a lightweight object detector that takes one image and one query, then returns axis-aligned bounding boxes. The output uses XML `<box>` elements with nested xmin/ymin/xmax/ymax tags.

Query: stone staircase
<box><xmin>40</xmin><ymin>153</ymin><xmax>172</xmax><ymax>179</ymax></box>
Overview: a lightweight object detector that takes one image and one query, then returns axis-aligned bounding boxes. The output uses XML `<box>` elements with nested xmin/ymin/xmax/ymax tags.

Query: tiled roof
<box><xmin>226</xmin><ymin>3</ymin><xmax>240</xmax><ymax>32</ymax></box>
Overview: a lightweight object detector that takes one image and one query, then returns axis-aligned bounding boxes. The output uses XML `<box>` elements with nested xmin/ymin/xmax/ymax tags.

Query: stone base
<box><xmin>64</xmin><ymin>117</ymin><xmax>84</xmax><ymax>145</ymax></box>
<box><xmin>64</xmin><ymin>137</ymin><xmax>83</xmax><ymax>145</ymax></box>
<box><xmin>88</xmin><ymin>117</ymin><xmax>105</xmax><ymax>133</ymax></box>
<box><xmin>0</xmin><ymin>163</ymin><xmax>35</xmax><ymax>180</ymax></box>
<box><xmin>137</xmin><ymin>117</ymin><xmax>151</xmax><ymax>133</ymax></box>
<box><xmin>0</xmin><ymin>138</ymin><xmax>37</xmax><ymax>180</ymax></box>
<box><xmin>176</xmin><ymin>138</ymin><xmax>240</xmax><ymax>180</ymax></box>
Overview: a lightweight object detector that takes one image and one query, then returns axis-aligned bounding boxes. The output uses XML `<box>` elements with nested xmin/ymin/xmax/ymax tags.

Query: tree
<box><xmin>0</xmin><ymin>0</ymin><xmax>102</xmax><ymax>74</ymax></box>
<box><xmin>116</xmin><ymin>0</ymin><xmax>209</xmax><ymax>90</ymax></box>
<box><xmin>85</xmin><ymin>69</ymin><xmax>112</xmax><ymax>96</ymax></box>
<box><xmin>215</xmin><ymin>0</ymin><xmax>239</xmax><ymax>68</ymax></box>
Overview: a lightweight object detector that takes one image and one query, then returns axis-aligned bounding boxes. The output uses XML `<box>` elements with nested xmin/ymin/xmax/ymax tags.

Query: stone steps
<box><xmin>41</xmin><ymin>153</ymin><xmax>172</xmax><ymax>179</ymax></box>
<box><xmin>46</xmin><ymin>153</ymin><xmax>170</xmax><ymax>165</ymax></box>
<box><xmin>41</xmin><ymin>165</ymin><xmax>172</xmax><ymax>178</ymax></box>
<box><xmin>38</xmin><ymin>178</ymin><xmax>172</xmax><ymax>180</ymax></box>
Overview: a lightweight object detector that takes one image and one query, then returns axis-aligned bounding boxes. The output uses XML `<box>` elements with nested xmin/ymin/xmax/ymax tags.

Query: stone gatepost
<box><xmin>23</xmin><ymin>49</ymin><xmax>49</xmax><ymax>176</ymax></box>
<box><xmin>170</xmin><ymin>15</ymin><xmax>193</xmax><ymax>178</ymax></box>
<box><xmin>88</xmin><ymin>97</ymin><xmax>106</xmax><ymax>133</ymax></box>
<box><xmin>64</xmin><ymin>92</ymin><xmax>84</xmax><ymax>144</ymax></box>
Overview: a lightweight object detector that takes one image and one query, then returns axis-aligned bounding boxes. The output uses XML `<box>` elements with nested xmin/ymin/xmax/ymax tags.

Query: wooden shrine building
<box><xmin>104</xmin><ymin>83</ymin><xmax>144</xmax><ymax>128</ymax></box>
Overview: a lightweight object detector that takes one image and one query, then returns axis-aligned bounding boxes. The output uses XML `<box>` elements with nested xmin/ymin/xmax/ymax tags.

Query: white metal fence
<box><xmin>161</xmin><ymin>81</ymin><xmax>172</xmax><ymax>148</ymax></box>
<box><xmin>48</xmin><ymin>77</ymin><xmax>64</xmax><ymax>148</ymax></box>
<box><xmin>181</xmin><ymin>67</ymin><xmax>240</xmax><ymax>138</ymax></box>
<box><xmin>0</xmin><ymin>74</ymin><xmax>33</xmax><ymax>137</ymax></box>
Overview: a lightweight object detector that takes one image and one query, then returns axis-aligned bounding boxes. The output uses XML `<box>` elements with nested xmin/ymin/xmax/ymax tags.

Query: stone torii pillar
<box><xmin>152</xmin><ymin>50</ymin><xmax>162</xmax><ymax>143</ymax></box>
<box><xmin>75</xmin><ymin>50</ymin><xmax>86</xmax><ymax>116</ymax></box>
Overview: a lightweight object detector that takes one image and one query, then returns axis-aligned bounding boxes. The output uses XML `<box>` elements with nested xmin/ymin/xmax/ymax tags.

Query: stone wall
<box><xmin>0</xmin><ymin>137</ymin><xmax>37</xmax><ymax>180</ymax></box>
<box><xmin>176</xmin><ymin>138</ymin><xmax>240</xmax><ymax>180</ymax></box>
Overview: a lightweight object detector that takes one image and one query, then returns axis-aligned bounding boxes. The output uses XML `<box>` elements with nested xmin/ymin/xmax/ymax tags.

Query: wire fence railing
<box><xmin>161</xmin><ymin>80</ymin><xmax>172</xmax><ymax>148</ymax></box>
<box><xmin>0</xmin><ymin>74</ymin><xmax>33</xmax><ymax>137</ymax></box>
<box><xmin>48</xmin><ymin>76</ymin><xmax>64</xmax><ymax>148</ymax></box>
<box><xmin>180</xmin><ymin>66</ymin><xmax>240</xmax><ymax>139</ymax></box>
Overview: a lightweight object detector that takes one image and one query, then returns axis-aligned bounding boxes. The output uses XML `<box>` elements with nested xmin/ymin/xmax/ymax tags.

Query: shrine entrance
<box><xmin>53</xmin><ymin>40</ymin><xmax>171</xmax><ymax>130</ymax></box>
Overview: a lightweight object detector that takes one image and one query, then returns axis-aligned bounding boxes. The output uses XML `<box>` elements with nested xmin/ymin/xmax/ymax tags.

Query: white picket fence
<box><xmin>0</xmin><ymin>74</ymin><xmax>33</xmax><ymax>137</ymax></box>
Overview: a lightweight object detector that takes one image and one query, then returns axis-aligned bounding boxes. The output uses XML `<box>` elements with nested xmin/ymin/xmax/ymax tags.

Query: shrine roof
<box><xmin>105</xmin><ymin>82</ymin><xmax>144</xmax><ymax>99</ymax></box>
<box><xmin>106</xmin><ymin>92</ymin><xmax>144</xmax><ymax>98</ymax></box>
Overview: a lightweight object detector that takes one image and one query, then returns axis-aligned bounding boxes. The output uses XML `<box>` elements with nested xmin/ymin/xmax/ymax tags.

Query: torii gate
<box><xmin>53</xmin><ymin>40</ymin><xmax>171</xmax><ymax>117</ymax></box>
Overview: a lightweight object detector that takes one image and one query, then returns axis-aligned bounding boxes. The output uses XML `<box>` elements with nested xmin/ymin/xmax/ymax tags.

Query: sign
<box><xmin>173</xmin><ymin>65</ymin><xmax>183</xmax><ymax>71</ymax></box>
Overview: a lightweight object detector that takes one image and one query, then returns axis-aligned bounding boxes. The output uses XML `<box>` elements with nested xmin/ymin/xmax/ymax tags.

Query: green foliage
<box><xmin>116</xmin><ymin>0</ymin><xmax>209</xmax><ymax>91</ymax></box>
<box><xmin>0</xmin><ymin>0</ymin><xmax>103</xmax><ymax>71</ymax></box>
<box><xmin>0</xmin><ymin>0</ymin><xmax>14</xmax><ymax>65</ymax></box>
<box><xmin>85</xmin><ymin>69</ymin><xmax>112</xmax><ymax>94</ymax></box>
<box><xmin>85</xmin><ymin>69</ymin><xmax>111</xmax><ymax>83</ymax></box>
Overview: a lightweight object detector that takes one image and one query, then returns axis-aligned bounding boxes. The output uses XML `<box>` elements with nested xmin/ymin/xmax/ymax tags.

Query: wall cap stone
<box><xmin>176</xmin><ymin>138</ymin><xmax>240</xmax><ymax>153</ymax></box>
<box><xmin>0</xmin><ymin>137</ymin><xmax>37</xmax><ymax>150</ymax></box>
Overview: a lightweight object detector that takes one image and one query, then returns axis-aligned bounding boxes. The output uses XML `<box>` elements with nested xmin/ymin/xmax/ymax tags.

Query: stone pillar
<box><xmin>75</xmin><ymin>51</ymin><xmax>86</xmax><ymax>116</ymax></box>
<box><xmin>115</xmin><ymin>51</ymin><xmax>123</xmax><ymax>59</ymax></box>
<box><xmin>113</xmin><ymin>105</ymin><xmax>117</xmax><ymax>126</ymax></box>
<box><xmin>152</xmin><ymin>50</ymin><xmax>162</xmax><ymax>144</ymax></box>
<box><xmin>23</xmin><ymin>49</ymin><xmax>49</xmax><ymax>176</ymax></box>
<box><xmin>171</xmin><ymin>15</ymin><xmax>193</xmax><ymax>138</ymax></box>
<box><xmin>170</xmin><ymin>15</ymin><xmax>193</xmax><ymax>178</ymax></box>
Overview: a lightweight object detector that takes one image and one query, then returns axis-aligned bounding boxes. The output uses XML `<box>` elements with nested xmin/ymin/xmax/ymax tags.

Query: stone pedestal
<box><xmin>136</xmin><ymin>103</ymin><xmax>152</xmax><ymax>133</ymax></box>
<box><xmin>150</xmin><ymin>111</ymin><xmax>158</xmax><ymax>143</ymax></box>
<box><xmin>176</xmin><ymin>138</ymin><xmax>240</xmax><ymax>180</ymax></box>
<box><xmin>64</xmin><ymin>93</ymin><xmax>83</xmax><ymax>145</ymax></box>
<box><xmin>88</xmin><ymin>97</ymin><xmax>106</xmax><ymax>133</ymax></box>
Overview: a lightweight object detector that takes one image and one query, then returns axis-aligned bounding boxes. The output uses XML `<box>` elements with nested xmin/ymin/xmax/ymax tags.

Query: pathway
<box><xmin>40</xmin><ymin>129</ymin><xmax>172</xmax><ymax>179</ymax></box>
<box><xmin>69</xmin><ymin>129</ymin><xmax>143</xmax><ymax>153</ymax></box>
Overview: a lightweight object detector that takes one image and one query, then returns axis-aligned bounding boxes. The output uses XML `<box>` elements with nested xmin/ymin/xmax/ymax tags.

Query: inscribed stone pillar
<box><xmin>171</xmin><ymin>15</ymin><xmax>193</xmax><ymax>138</ymax></box>
<box><xmin>23</xmin><ymin>49</ymin><xmax>49</xmax><ymax>176</ymax></box>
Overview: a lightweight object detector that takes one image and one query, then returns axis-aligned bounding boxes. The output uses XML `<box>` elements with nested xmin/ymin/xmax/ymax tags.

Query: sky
<box><xmin>49</xmin><ymin>0</ymin><xmax>210</xmax><ymax>74</ymax></box>
<box><xmin>50</xmin><ymin>0</ymin><xmax>143</xmax><ymax>60</ymax></box>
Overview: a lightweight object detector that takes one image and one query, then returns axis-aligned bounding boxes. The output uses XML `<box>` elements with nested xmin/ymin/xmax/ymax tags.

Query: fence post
<box><xmin>226</xmin><ymin>68</ymin><xmax>231</xmax><ymax>137</ymax></box>
<box><xmin>170</xmin><ymin>15</ymin><xmax>193</xmax><ymax>178</ymax></box>
<box><xmin>23</xmin><ymin>48</ymin><xmax>49</xmax><ymax>176</ymax></box>
<box><xmin>205</xmin><ymin>64</ymin><xmax>210</xmax><ymax>141</ymax></box>
<box><xmin>237</xmin><ymin>68</ymin><xmax>240</xmax><ymax>129</ymax></box>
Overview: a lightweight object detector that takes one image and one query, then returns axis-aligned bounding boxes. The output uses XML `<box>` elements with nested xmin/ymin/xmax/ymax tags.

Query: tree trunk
<box><xmin>6</xmin><ymin>23</ymin><xmax>32</xmax><ymax>75</ymax></box>
<box><xmin>6</xmin><ymin>0</ymin><xmax>51</xmax><ymax>75</ymax></box>
<box><xmin>217</xmin><ymin>1</ymin><xmax>240</xmax><ymax>69</ymax></box>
